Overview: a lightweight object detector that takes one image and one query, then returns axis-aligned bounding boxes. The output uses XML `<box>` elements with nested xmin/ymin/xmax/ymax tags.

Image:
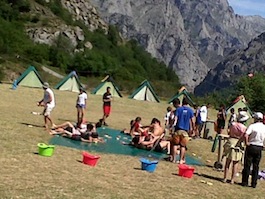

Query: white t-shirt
<box><xmin>246</xmin><ymin>122</ymin><xmax>265</xmax><ymax>146</ymax></box>
<box><xmin>200</xmin><ymin>105</ymin><xmax>207</xmax><ymax>122</ymax></box>
<box><xmin>77</xmin><ymin>92</ymin><xmax>87</xmax><ymax>105</ymax></box>
<box><xmin>43</xmin><ymin>88</ymin><xmax>55</xmax><ymax>108</ymax></box>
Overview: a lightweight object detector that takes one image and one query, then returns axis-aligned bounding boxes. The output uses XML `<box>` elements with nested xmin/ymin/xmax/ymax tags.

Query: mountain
<box><xmin>195</xmin><ymin>32</ymin><xmax>265</xmax><ymax>95</ymax></box>
<box><xmin>88</xmin><ymin>0</ymin><xmax>265</xmax><ymax>91</ymax></box>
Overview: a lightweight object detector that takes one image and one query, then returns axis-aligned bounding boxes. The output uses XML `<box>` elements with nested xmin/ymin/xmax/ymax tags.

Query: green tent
<box><xmin>16</xmin><ymin>66</ymin><xmax>43</xmax><ymax>88</ymax></box>
<box><xmin>168</xmin><ymin>86</ymin><xmax>195</xmax><ymax>106</ymax></box>
<box><xmin>55</xmin><ymin>71</ymin><xmax>83</xmax><ymax>93</ymax></box>
<box><xmin>129</xmin><ymin>80</ymin><xmax>160</xmax><ymax>103</ymax></box>
<box><xmin>91</xmin><ymin>76</ymin><xmax>122</xmax><ymax>98</ymax></box>
<box><xmin>226</xmin><ymin>95</ymin><xmax>252</xmax><ymax>118</ymax></box>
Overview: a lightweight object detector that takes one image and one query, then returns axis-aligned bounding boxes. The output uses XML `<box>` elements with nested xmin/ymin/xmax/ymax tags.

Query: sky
<box><xmin>228</xmin><ymin>0</ymin><xmax>265</xmax><ymax>18</ymax></box>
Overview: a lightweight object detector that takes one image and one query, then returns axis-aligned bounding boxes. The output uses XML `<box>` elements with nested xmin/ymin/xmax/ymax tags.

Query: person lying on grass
<box><xmin>139</xmin><ymin>133</ymin><xmax>171</xmax><ymax>154</ymax></box>
<box><xmin>50</xmin><ymin>122</ymin><xmax>104</xmax><ymax>143</ymax></box>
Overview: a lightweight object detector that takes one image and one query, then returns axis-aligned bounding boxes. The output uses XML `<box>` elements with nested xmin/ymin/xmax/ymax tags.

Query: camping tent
<box><xmin>129</xmin><ymin>80</ymin><xmax>160</xmax><ymax>102</ymax></box>
<box><xmin>91</xmin><ymin>76</ymin><xmax>122</xmax><ymax>98</ymax></box>
<box><xmin>168</xmin><ymin>86</ymin><xmax>195</xmax><ymax>106</ymax></box>
<box><xmin>226</xmin><ymin>95</ymin><xmax>252</xmax><ymax>117</ymax></box>
<box><xmin>54</xmin><ymin>71</ymin><xmax>82</xmax><ymax>92</ymax></box>
<box><xmin>16</xmin><ymin>66</ymin><xmax>43</xmax><ymax>88</ymax></box>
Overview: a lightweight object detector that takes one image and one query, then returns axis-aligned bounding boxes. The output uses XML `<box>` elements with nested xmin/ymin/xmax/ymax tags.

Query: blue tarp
<box><xmin>49</xmin><ymin>127</ymin><xmax>203</xmax><ymax>166</ymax></box>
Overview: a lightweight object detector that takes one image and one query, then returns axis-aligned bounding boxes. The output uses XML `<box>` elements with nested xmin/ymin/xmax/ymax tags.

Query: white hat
<box><xmin>253</xmin><ymin>112</ymin><xmax>263</xmax><ymax>120</ymax></box>
<box><xmin>42</xmin><ymin>82</ymin><xmax>49</xmax><ymax>89</ymax></box>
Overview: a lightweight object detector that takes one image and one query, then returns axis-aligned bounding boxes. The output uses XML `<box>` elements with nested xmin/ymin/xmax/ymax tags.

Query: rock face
<box><xmin>26</xmin><ymin>0</ymin><xmax>108</xmax><ymax>51</ymax></box>
<box><xmin>89</xmin><ymin>0</ymin><xmax>265</xmax><ymax>91</ymax></box>
<box><xmin>195</xmin><ymin>32</ymin><xmax>265</xmax><ymax>95</ymax></box>
<box><xmin>61</xmin><ymin>0</ymin><xmax>108</xmax><ymax>32</ymax></box>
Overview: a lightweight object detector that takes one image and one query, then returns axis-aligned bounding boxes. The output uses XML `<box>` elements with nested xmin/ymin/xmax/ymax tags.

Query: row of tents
<box><xmin>13</xmin><ymin>66</ymin><xmax>253</xmax><ymax>114</ymax></box>
<box><xmin>14</xmin><ymin>66</ymin><xmax>195</xmax><ymax>104</ymax></box>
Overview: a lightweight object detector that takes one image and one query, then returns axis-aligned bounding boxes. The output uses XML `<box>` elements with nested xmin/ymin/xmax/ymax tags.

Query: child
<box><xmin>228</xmin><ymin>108</ymin><xmax>237</xmax><ymax>128</ymax></box>
<box><xmin>164</xmin><ymin>106</ymin><xmax>175</xmax><ymax>135</ymax></box>
<box><xmin>76</xmin><ymin>87</ymin><xmax>88</xmax><ymax>128</ymax></box>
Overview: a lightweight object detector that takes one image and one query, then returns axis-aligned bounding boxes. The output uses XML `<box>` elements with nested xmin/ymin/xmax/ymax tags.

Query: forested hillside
<box><xmin>0</xmin><ymin>0</ymin><xmax>181</xmax><ymax>98</ymax></box>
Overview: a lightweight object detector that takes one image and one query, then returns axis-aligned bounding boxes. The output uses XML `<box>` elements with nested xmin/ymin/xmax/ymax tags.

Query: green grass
<box><xmin>0</xmin><ymin>84</ymin><xmax>264</xmax><ymax>199</ymax></box>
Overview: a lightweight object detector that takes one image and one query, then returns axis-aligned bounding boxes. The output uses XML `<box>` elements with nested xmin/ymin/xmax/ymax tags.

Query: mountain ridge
<box><xmin>89</xmin><ymin>0</ymin><xmax>265</xmax><ymax>92</ymax></box>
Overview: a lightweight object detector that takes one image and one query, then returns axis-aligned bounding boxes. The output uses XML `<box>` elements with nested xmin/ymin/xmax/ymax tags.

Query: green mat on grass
<box><xmin>49</xmin><ymin>127</ymin><xmax>203</xmax><ymax>166</ymax></box>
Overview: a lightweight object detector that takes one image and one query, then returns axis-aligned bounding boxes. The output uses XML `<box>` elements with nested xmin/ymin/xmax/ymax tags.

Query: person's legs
<box><xmin>242</xmin><ymin>146</ymin><xmax>253</xmax><ymax>186</ymax></box>
<box><xmin>159</xmin><ymin>140</ymin><xmax>170</xmax><ymax>154</ymax></box>
<box><xmin>54</xmin><ymin>121</ymin><xmax>73</xmax><ymax>129</ymax></box>
<box><xmin>231</xmin><ymin>161</ymin><xmax>239</xmax><ymax>184</ymax></box>
<box><xmin>179</xmin><ymin>146</ymin><xmax>186</xmax><ymax>164</ymax></box>
<box><xmin>251</xmin><ymin>147</ymin><xmax>262</xmax><ymax>188</ymax></box>
<box><xmin>223</xmin><ymin>158</ymin><xmax>232</xmax><ymax>182</ymax></box>
<box><xmin>170</xmin><ymin>145</ymin><xmax>178</xmax><ymax>162</ymax></box>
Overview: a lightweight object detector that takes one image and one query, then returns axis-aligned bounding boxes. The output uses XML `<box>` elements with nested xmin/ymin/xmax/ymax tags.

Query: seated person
<box><xmin>140</xmin><ymin>133</ymin><xmax>171</xmax><ymax>154</ymax></box>
<box><xmin>138</xmin><ymin>118</ymin><xmax>165</xmax><ymax>144</ymax></box>
<box><xmin>121</xmin><ymin>117</ymin><xmax>149</xmax><ymax>137</ymax></box>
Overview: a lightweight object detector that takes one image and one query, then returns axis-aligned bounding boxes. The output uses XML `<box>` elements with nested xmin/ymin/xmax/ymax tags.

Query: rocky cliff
<box><xmin>88</xmin><ymin>0</ymin><xmax>265</xmax><ymax>91</ymax></box>
<box><xmin>195</xmin><ymin>32</ymin><xmax>265</xmax><ymax>95</ymax></box>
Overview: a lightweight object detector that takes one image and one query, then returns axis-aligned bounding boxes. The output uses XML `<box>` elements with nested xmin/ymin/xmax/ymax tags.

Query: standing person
<box><xmin>76</xmin><ymin>87</ymin><xmax>87</xmax><ymax>128</ymax></box>
<box><xmin>222</xmin><ymin>118</ymin><xmax>247</xmax><ymax>184</ymax></box>
<box><xmin>228</xmin><ymin>108</ymin><xmax>237</xmax><ymax>128</ymax></box>
<box><xmin>194</xmin><ymin>104</ymin><xmax>202</xmax><ymax>138</ymax></box>
<box><xmin>37</xmin><ymin>82</ymin><xmax>55</xmax><ymax>130</ymax></box>
<box><xmin>198</xmin><ymin>103</ymin><xmax>210</xmax><ymax>137</ymax></box>
<box><xmin>216</xmin><ymin>104</ymin><xmax>226</xmax><ymax>134</ymax></box>
<box><xmin>164</xmin><ymin>106</ymin><xmax>175</xmax><ymax>135</ymax></box>
<box><xmin>241</xmin><ymin>112</ymin><xmax>265</xmax><ymax>188</ymax></box>
<box><xmin>171</xmin><ymin>98</ymin><xmax>194</xmax><ymax>164</ymax></box>
<box><xmin>101</xmin><ymin>86</ymin><xmax>112</xmax><ymax>126</ymax></box>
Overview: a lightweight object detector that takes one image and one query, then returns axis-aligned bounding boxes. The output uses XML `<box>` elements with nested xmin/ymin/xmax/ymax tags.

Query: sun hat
<box><xmin>252</xmin><ymin>112</ymin><xmax>263</xmax><ymax>120</ymax></box>
<box><xmin>42</xmin><ymin>82</ymin><xmax>49</xmax><ymax>89</ymax></box>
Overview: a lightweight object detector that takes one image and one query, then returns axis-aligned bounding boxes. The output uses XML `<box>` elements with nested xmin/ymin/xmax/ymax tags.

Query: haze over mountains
<box><xmin>88</xmin><ymin>0</ymin><xmax>265</xmax><ymax>93</ymax></box>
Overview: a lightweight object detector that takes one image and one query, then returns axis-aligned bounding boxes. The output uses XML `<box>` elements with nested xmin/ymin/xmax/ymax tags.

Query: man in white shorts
<box><xmin>38</xmin><ymin>82</ymin><xmax>56</xmax><ymax>130</ymax></box>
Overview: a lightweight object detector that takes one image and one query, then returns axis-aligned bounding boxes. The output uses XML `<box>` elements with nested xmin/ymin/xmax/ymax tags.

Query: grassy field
<box><xmin>0</xmin><ymin>83</ymin><xmax>264</xmax><ymax>199</ymax></box>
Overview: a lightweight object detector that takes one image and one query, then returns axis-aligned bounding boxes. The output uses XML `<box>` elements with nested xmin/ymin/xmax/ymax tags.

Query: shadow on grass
<box><xmin>134</xmin><ymin>167</ymin><xmax>144</xmax><ymax>171</ymax></box>
<box><xmin>194</xmin><ymin>172</ymin><xmax>223</xmax><ymax>182</ymax></box>
<box><xmin>20</xmin><ymin>122</ymin><xmax>44</xmax><ymax>128</ymax></box>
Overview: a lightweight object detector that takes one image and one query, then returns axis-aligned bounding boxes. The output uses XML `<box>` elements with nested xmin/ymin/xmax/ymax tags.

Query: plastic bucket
<box><xmin>140</xmin><ymin>158</ymin><xmax>158</xmax><ymax>173</ymax></box>
<box><xmin>178</xmin><ymin>164</ymin><xmax>195</xmax><ymax>178</ymax></box>
<box><xmin>82</xmin><ymin>151</ymin><xmax>100</xmax><ymax>166</ymax></box>
<box><xmin>38</xmin><ymin>143</ymin><xmax>55</xmax><ymax>157</ymax></box>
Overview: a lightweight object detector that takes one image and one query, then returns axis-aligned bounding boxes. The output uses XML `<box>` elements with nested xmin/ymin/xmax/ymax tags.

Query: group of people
<box><xmin>36</xmin><ymin>81</ymin><xmax>265</xmax><ymax>188</ymax></box>
<box><xmin>221</xmin><ymin>106</ymin><xmax>265</xmax><ymax>188</ymax></box>
<box><xmin>122</xmin><ymin>97</ymin><xmax>196</xmax><ymax>165</ymax></box>
<box><xmin>37</xmin><ymin>82</ymin><xmax>112</xmax><ymax>143</ymax></box>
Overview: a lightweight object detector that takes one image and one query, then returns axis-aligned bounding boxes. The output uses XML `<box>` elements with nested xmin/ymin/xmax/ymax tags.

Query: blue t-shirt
<box><xmin>175</xmin><ymin>106</ymin><xmax>194</xmax><ymax>131</ymax></box>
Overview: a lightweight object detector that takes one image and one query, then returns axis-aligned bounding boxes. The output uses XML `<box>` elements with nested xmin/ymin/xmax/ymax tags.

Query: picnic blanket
<box><xmin>49</xmin><ymin>127</ymin><xmax>203</xmax><ymax>166</ymax></box>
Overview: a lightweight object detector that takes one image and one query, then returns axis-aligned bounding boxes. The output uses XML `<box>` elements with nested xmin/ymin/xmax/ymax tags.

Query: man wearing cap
<box><xmin>38</xmin><ymin>82</ymin><xmax>56</xmax><ymax>130</ymax></box>
<box><xmin>241</xmin><ymin>112</ymin><xmax>265</xmax><ymax>188</ymax></box>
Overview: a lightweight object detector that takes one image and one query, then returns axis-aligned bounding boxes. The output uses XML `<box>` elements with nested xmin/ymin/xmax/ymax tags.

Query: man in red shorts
<box><xmin>101</xmin><ymin>87</ymin><xmax>112</xmax><ymax>126</ymax></box>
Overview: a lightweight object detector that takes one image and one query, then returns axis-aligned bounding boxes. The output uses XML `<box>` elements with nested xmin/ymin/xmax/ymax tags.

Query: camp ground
<box><xmin>0</xmin><ymin>84</ymin><xmax>264</xmax><ymax>199</ymax></box>
<box><xmin>91</xmin><ymin>75</ymin><xmax>122</xmax><ymax>98</ymax></box>
<box><xmin>128</xmin><ymin>80</ymin><xmax>160</xmax><ymax>102</ymax></box>
<box><xmin>54</xmin><ymin>71</ymin><xmax>83</xmax><ymax>93</ymax></box>
<box><xmin>168</xmin><ymin>86</ymin><xmax>195</xmax><ymax>106</ymax></box>
<box><xmin>15</xmin><ymin>66</ymin><xmax>43</xmax><ymax>88</ymax></box>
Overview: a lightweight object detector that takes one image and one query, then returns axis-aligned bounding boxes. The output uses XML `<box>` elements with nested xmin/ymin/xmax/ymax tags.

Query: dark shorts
<box><xmin>71</xmin><ymin>135</ymin><xmax>81</xmax><ymax>141</ymax></box>
<box><xmin>154</xmin><ymin>141</ymin><xmax>163</xmax><ymax>152</ymax></box>
<box><xmin>103</xmin><ymin>105</ymin><xmax>111</xmax><ymax>115</ymax></box>
<box><xmin>217</xmin><ymin>119</ymin><xmax>225</xmax><ymax>129</ymax></box>
<box><xmin>76</xmin><ymin>104</ymin><xmax>86</xmax><ymax>109</ymax></box>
